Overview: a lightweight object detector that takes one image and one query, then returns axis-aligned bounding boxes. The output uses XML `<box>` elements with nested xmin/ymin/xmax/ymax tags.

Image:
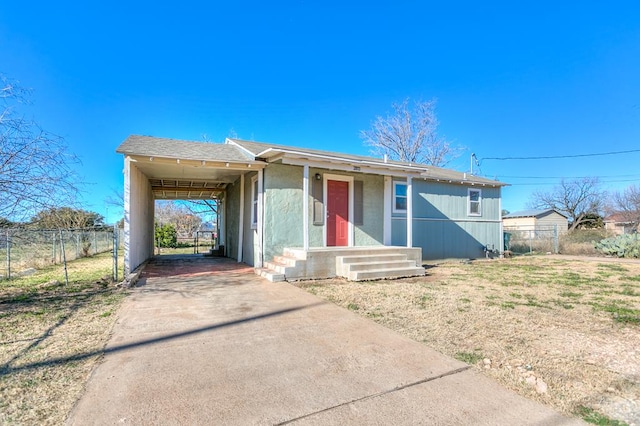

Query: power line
<box><xmin>506</xmin><ymin>178</ymin><xmax>640</xmax><ymax>186</ymax></box>
<box><xmin>499</xmin><ymin>173</ymin><xmax>640</xmax><ymax>180</ymax></box>
<box><xmin>481</xmin><ymin>148</ymin><xmax>640</xmax><ymax>162</ymax></box>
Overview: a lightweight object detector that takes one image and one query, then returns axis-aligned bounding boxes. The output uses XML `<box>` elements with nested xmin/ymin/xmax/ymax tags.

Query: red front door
<box><xmin>327</xmin><ymin>180</ymin><xmax>349</xmax><ymax>247</ymax></box>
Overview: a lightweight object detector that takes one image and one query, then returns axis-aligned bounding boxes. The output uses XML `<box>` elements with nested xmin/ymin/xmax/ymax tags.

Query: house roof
<box><xmin>227</xmin><ymin>138</ymin><xmax>506</xmax><ymax>186</ymax></box>
<box><xmin>117</xmin><ymin>135</ymin><xmax>254</xmax><ymax>163</ymax></box>
<box><xmin>604</xmin><ymin>212</ymin><xmax>636</xmax><ymax>223</ymax></box>
<box><xmin>116</xmin><ymin>135</ymin><xmax>506</xmax><ymax>187</ymax></box>
<box><xmin>504</xmin><ymin>209</ymin><xmax>568</xmax><ymax>219</ymax></box>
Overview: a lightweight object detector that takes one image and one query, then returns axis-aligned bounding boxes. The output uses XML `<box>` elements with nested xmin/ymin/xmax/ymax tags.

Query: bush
<box><xmin>155</xmin><ymin>223</ymin><xmax>177</xmax><ymax>248</ymax></box>
<box><xmin>563</xmin><ymin>228</ymin><xmax>610</xmax><ymax>244</ymax></box>
<box><xmin>593</xmin><ymin>234</ymin><xmax>640</xmax><ymax>258</ymax></box>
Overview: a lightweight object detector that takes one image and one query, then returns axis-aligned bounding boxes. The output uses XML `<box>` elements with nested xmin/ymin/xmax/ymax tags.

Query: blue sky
<box><xmin>2</xmin><ymin>1</ymin><xmax>639</xmax><ymax>223</ymax></box>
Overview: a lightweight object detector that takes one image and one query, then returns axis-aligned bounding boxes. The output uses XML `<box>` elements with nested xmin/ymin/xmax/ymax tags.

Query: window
<box><xmin>251</xmin><ymin>175</ymin><xmax>258</xmax><ymax>229</ymax></box>
<box><xmin>393</xmin><ymin>182</ymin><xmax>407</xmax><ymax>213</ymax></box>
<box><xmin>468</xmin><ymin>188</ymin><xmax>481</xmax><ymax>216</ymax></box>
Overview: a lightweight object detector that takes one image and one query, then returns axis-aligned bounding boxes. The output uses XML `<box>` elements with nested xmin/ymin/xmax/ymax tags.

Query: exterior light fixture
<box><xmin>315</xmin><ymin>173</ymin><xmax>321</xmax><ymax>180</ymax></box>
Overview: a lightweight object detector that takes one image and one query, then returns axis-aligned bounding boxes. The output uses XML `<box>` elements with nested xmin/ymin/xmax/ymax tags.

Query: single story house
<box><xmin>604</xmin><ymin>213</ymin><xmax>639</xmax><ymax>235</ymax></box>
<box><xmin>503</xmin><ymin>209</ymin><xmax>568</xmax><ymax>233</ymax></box>
<box><xmin>117</xmin><ymin>135</ymin><xmax>507</xmax><ymax>281</ymax></box>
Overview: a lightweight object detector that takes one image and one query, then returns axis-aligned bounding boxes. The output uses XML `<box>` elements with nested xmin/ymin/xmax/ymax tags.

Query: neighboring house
<box><xmin>117</xmin><ymin>135</ymin><xmax>507</xmax><ymax>281</ymax></box>
<box><xmin>503</xmin><ymin>209</ymin><xmax>568</xmax><ymax>233</ymax></box>
<box><xmin>604</xmin><ymin>213</ymin><xmax>639</xmax><ymax>235</ymax></box>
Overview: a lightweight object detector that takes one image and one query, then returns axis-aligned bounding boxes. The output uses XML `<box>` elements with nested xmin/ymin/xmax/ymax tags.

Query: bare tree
<box><xmin>155</xmin><ymin>201</ymin><xmax>202</xmax><ymax>237</ymax></box>
<box><xmin>529</xmin><ymin>177</ymin><xmax>606</xmax><ymax>230</ymax></box>
<box><xmin>360</xmin><ymin>98</ymin><xmax>463</xmax><ymax>167</ymax></box>
<box><xmin>30</xmin><ymin>207</ymin><xmax>104</xmax><ymax>229</ymax></box>
<box><xmin>0</xmin><ymin>75</ymin><xmax>80</xmax><ymax>221</ymax></box>
<box><xmin>609</xmin><ymin>184</ymin><xmax>640</xmax><ymax>228</ymax></box>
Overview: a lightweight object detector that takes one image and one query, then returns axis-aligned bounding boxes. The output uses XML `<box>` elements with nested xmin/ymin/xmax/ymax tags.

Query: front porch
<box><xmin>258</xmin><ymin>246</ymin><xmax>425</xmax><ymax>282</ymax></box>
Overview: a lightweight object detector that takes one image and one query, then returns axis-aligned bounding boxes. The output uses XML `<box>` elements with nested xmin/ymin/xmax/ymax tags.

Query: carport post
<box><xmin>238</xmin><ymin>174</ymin><xmax>244</xmax><ymax>263</ymax></box>
<box><xmin>406</xmin><ymin>176</ymin><xmax>413</xmax><ymax>247</ymax></box>
<box><xmin>256</xmin><ymin>168</ymin><xmax>264</xmax><ymax>267</ymax></box>
<box><xmin>303</xmin><ymin>164</ymin><xmax>309</xmax><ymax>250</ymax></box>
<box><xmin>219</xmin><ymin>199</ymin><xmax>225</xmax><ymax>249</ymax></box>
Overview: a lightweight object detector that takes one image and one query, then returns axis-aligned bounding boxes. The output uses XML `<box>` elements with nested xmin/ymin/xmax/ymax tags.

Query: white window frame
<box><xmin>393</xmin><ymin>182</ymin><xmax>407</xmax><ymax>213</ymax></box>
<box><xmin>251</xmin><ymin>175</ymin><xmax>258</xmax><ymax>229</ymax></box>
<box><xmin>468</xmin><ymin>188</ymin><xmax>482</xmax><ymax>216</ymax></box>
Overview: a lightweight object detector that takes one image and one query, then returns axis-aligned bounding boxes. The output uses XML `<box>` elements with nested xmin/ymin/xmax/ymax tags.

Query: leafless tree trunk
<box><xmin>360</xmin><ymin>98</ymin><xmax>463</xmax><ymax>167</ymax></box>
<box><xmin>529</xmin><ymin>177</ymin><xmax>606</xmax><ymax>230</ymax></box>
<box><xmin>1</xmin><ymin>75</ymin><xmax>80</xmax><ymax>221</ymax></box>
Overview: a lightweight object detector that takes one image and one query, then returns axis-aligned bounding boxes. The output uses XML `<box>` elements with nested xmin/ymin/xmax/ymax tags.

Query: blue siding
<box><xmin>392</xmin><ymin>180</ymin><xmax>502</xmax><ymax>259</ymax></box>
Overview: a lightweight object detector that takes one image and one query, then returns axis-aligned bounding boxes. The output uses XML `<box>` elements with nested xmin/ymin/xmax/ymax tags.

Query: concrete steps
<box><xmin>337</xmin><ymin>254</ymin><xmax>426</xmax><ymax>281</ymax></box>
<box><xmin>260</xmin><ymin>254</ymin><xmax>307</xmax><ymax>282</ymax></box>
<box><xmin>256</xmin><ymin>268</ymin><xmax>285</xmax><ymax>282</ymax></box>
<box><xmin>257</xmin><ymin>246</ymin><xmax>425</xmax><ymax>282</ymax></box>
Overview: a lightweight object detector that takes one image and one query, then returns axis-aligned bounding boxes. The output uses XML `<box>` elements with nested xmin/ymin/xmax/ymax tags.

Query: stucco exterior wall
<box><xmin>392</xmin><ymin>180</ymin><xmax>503</xmax><ymax>259</ymax></box>
<box><xmin>223</xmin><ymin>172</ymin><xmax>257</xmax><ymax>265</ymax></box>
<box><xmin>262</xmin><ymin>164</ymin><xmax>384</xmax><ymax>262</ymax></box>
<box><xmin>225</xmin><ymin>176</ymin><xmax>241</xmax><ymax>261</ymax></box>
<box><xmin>124</xmin><ymin>159</ymin><xmax>155</xmax><ymax>274</ymax></box>
<box><xmin>264</xmin><ymin>164</ymin><xmax>304</xmax><ymax>262</ymax></box>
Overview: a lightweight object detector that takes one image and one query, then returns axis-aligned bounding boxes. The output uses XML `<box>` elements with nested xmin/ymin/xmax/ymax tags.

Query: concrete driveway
<box><xmin>68</xmin><ymin>255</ymin><xmax>583</xmax><ymax>425</ymax></box>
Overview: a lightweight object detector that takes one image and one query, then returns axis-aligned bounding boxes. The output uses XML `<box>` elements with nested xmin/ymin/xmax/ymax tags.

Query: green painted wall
<box><xmin>264</xmin><ymin>164</ymin><xmax>304</xmax><ymax>262</ymax></box>
<box><xmin>262</xmin><ymin>164</ymin><xmax>384</xmax><ymax>261</ymax></box>
<box><xmin>223</xmin><ymin>172</ymin><xmax>256</xmax><ymax>265</ymax></box>
<box><xmin>354</xmin><ymin>173</ymin><xmax>384</xmax><ymax>246</ymax></box>
<box><xmin>225</xmin><ymin>176</ymin><xmax>240</xmax><ymax>261</ymax></box>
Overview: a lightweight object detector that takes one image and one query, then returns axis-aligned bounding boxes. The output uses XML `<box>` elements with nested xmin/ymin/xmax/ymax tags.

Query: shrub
<box><xmin>155</xmin><ymin>223</ymin><xmax>177</xmax><ymax>248</ymax></box>
<box><xmin>593</xmin><ymin>234</ymin><xmax>640</xmax><ymax>258</ymax></box>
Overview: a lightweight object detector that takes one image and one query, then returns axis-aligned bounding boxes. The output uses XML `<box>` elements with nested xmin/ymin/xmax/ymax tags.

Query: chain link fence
<box><xmin>503</xmin><ymin>225</ymin><xmax>610</xmax><ymax>256</ymax></box>
<box><xmin>0</xmin><ymin>227</ymin><xmax>123</xmax><ymax>281</ymax></box>
<box><xmin>503</xmin><ymin>225</ymin><xmax>560</xmax><ymax>255</ymax></box>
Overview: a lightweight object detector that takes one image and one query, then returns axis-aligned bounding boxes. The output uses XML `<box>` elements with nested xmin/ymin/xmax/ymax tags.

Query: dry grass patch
<box><xmin>0</xmin><ymin>252</ymin><xmax>126</xmax><ymax>425</ymax></box>
<box><xmin>296</xmin><ymin>256</ymin><xmax>640</xmax><ymax>425</ymax></box>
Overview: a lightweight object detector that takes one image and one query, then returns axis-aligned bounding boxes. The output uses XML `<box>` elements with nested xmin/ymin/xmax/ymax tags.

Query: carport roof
<box><xmin>117</xmin><ymin>135</ymin><xmax>254</xmax><ymax>163</ymax></box>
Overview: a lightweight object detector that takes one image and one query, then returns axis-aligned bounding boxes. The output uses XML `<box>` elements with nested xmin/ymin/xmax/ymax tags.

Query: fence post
<box><xmin>93</xmin><ymin>230</ymin><xmax>98</xmax><ymax>256</ymax></box>
<box><xmin>59</xmin><ymin>229</ymin><xmax>69</xmax><ymax>285</ymax></box>
<box><xmin>113</xmin><ymin>225</ymin><xmax>118</xmax><ymax>282</ymax></box>
<box><xmin>553</xmin><ymin>224</ymin><xmax>559</xmax><ymax>254</ymax></box>
<box><xmin>52</xmin><ymin>231</ymin><xmax>57</xmax><ymax>264</ymax></box>
<box><xmin>6</xmin><ymin>230</ymin><xmax>10</xmax><ymax>280</ymax></box>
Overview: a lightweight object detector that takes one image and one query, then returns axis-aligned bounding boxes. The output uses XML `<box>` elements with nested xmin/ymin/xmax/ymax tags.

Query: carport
<box><xmin>117</xmin><ymin>135</ymin><xmax>266</xmax><ymax>275</ymax></box>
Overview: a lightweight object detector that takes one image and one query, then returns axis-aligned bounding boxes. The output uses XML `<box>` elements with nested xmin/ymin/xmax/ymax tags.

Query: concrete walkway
<box><xmin>68</xmin><ymin>255</ymin><xmax>583</xmax><ymax>425</ymax></box>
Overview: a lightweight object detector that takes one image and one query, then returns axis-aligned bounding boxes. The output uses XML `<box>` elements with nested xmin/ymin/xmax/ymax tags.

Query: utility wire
<box><xmin>506</xmin><ymin>178</ymin><xmax>640</xmax><ymax>186</ymax></box>
<box><xmin>481</xmin><ymin>148</ymin><xmax>640</xmax><ymax>162</ymax></box>
<box><xmin>500</xmin><ymin>173</ymin><xmax>640</xmax><ymax>180</ymax></box>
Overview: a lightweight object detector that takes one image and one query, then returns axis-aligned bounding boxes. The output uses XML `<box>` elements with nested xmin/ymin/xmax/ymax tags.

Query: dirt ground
<box><xmin>295</xmin><ymin>255</ymin><xmax>640</xmax><ymax>425</ymax></box>
<box><xmin>0</xmin><ymin>253</ymin><xmax>125</xmax><ymax>425</ymax></box>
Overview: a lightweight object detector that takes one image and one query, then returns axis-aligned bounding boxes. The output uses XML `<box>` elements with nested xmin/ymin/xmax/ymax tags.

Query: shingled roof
<box><xmin>227</xmin><ymin>138</ymin><xmax>506</xmax><ymax>187</ymax></box>
<box><xmin>117</xmin><ymin>135</ymin><xmax>506</xmax><ymax>187</ymax></box>
<box><xmin>117</xmin><ymin>135</ymin><xmax>254</xmax><ymax>163</ymax></box>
